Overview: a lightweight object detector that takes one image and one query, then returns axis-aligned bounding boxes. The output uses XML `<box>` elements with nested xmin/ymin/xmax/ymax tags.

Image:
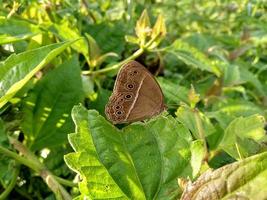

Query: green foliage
<box><xmin>0</xmin><ymin>0</ymin><xmax>267</xmax><ymax>199</ymax></box>
<box><xmin>21</xmin><ymin>56</ymin><xmax>83</xmax><ymax>151</ymax></box>
<box><xmin>65</xmin><ymin>105</ymin><xmax>204</xmax><ymax>199</ymax></box>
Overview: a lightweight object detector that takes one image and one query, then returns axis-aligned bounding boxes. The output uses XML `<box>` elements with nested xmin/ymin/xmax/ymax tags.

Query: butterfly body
<box><xmin>105</xmin><ymin>61</ymin><xmax>165</xmax><ymax>124</ymax></box>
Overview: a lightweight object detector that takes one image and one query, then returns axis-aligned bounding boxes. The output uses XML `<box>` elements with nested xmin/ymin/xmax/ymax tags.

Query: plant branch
<box><xmin>82</xmin><ymin>47</ymin><xmax>144</xmax><ymax>76</ymax></box>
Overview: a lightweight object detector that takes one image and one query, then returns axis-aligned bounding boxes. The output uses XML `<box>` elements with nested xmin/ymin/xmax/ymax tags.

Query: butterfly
<box><xmin>105</xmin><ymin>60</ymin><xmax>166</xmax><ymax>124</ymax></box>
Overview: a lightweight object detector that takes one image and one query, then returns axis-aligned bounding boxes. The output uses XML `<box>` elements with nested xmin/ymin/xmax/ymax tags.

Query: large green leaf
<box><xmin>85</xmin><ymin>22</ymin><xmax>125</xmax><ymax>55</ymax></box>
<box><xmin>165</xmin><ymin>40</ymin><xmax>221</xmax><ymax>77</ymax></box>
<box><xmin>181</xmin><ymin>152</ymin><xmax>267</xmax><ymax>200</ymax></box>
<box><xmin>64</xmin><ymin>106</ymin><xmax>205</xmax><ymax>200</ymax></box>
<box><xmin>220</xmin><ymin>114</ymin><xmax>265</xmax><ymax>159</ymax></box>
<box><xmin>0</xmin><ymin>40</ymin><xmax>77</xmax><ymax>108</ymax></box>
<box><xmin>0</xmin><ymin>16</ymin><xmax>40</xmax><ymax>44</ymax></box>
<box><xmin>21</xmin><ymin>56</ymin><xmax>83</xmax><ymax>150</ymax></box>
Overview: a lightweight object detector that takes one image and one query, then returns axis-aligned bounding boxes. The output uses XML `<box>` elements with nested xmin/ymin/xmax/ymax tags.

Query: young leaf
<box><xmin>135</xmin><ymin>9</ymin><xmax>151</xmax><ymax>46</ymax></box>
<box><xmin>220</xmin><ymin>114</ymin><xmax>265</xmax><ymax>159</ymax></box>
<box><xmin>65</xmin><ymin>105</ymin><xmax>204</xmax><ymax>199</ymax></box>
<box><xmin>165</xmin><ymin>40</ymin><xmax>221</xmax><ymax>77</ymax></box>
<box><xmin>0</xmin><ymin>40</ymin><xmax>77</xmax><ymax>108</ymax></box>
<box><xmin>21</xmin><ymin>56</ymin><xmax>83</xmax><ymax>150</ymax></box>
<box><xmin>151</xmin><ymin>14</ymin><xmax>166</xmax><ymax>39</ymax></box>
<box><xmin>181</xmin><ymin>151</ymin><xmax>267</xmax><ymax>200</ymax></box>
<box><xmin>188</xmin><ymin>85</ymin><xmax>200</xmax><ymax>108</ymax></box>
<box><xmin>148</xmin><ymin>13</ymin><xmax>166</xmax><ymax>49</ymax></box>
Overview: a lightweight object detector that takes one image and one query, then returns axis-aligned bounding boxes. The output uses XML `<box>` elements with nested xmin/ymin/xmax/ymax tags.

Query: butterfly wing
<box><xmin>105</xmin><ymin>61</ymin><xmax>165</xmax><ymax>124</ymax></box>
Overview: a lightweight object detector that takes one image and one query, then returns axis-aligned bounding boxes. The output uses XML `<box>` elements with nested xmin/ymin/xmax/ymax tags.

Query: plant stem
<box><xmin>54</xmin><ymin>176</ymin><xmax>77</xmax><ymax>188</ymax></box>
<box><xmin>0</xmin><ymin>164</ymin><xmax>20</xmax><ymax>200</ymax></box>
<box><xmin>0</xmin><ymin>145</ymin><xmax>40</xmax><ymax>172</ymax></box>
<box><xmin>82</xmin><ymin>48</ymin><xmax>144</xmax><ymax>75</ymax></box>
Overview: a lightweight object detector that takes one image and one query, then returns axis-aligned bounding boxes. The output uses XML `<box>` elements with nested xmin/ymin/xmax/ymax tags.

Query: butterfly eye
<box><xmin>116</xmin><ymin>111</ymin><xmax>123</xmax><ymax>116</ymax></box>
<box><xmin>126</xmin><ymin>83</ymin><xmax>135</xmax><ymax>90</ymax></box>
<box><xmin>114</xmin><ymin>105</ymin><xmax>122</xmax><ymax>110</ymax></box>
<box><xmin>129</xmin><ymin>70</ymin><xmax>138</xmax><ymax>76</ymax></box>
<box><xmin>125</xmin><ymin>94</ymin><xmax>132</xmax><ymax>99</ymax></box>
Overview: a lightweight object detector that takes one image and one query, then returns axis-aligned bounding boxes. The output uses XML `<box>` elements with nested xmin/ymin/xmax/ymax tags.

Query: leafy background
<box><xmin>0</xmin><ymin>0</ymin><xmax>267</xmax><ymax>199</ymax></box>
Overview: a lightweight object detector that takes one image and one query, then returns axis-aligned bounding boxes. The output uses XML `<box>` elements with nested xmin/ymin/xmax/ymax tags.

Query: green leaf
<box><xmin>86</xmin><ymin>22</ymin><xmax>125</xmax><ymax>56</ymax></box>
<box><xmin>165</xmin><ymin>40</ymin><xmax>221</xmax><ymax>76</ymax></box>
<box><xmin>125</xmin><ymin>35</ymin><xmax>139</xmax><ymax>44</ymax></box>
<box><xmin>190</xmin><ymin>140</ymin><xmax>205</xmax><ymax>178</ymax></box>
<box><xmin>50</xmin><ymin>21</ymin><xmax>88</xmax><ymax>60</ymax></box>
<box><xmin>223</xmin><ymin>64</ymin><xmax>241</xmax><ymax>86</ymax></box>
<box><xmin>151</xmin><ymin>14</ymin><xmax>166</xmax><ymax>39</ymax></box>
<box><xmin>21</xmin><ymin>56</ymin><xmax>83</xmax><ymax>150</ymax></box>
<box><xmin>65</xmin><ymin>105</ymin><xmax>203</xmax><ymax>199</ymax></box>
<box><xmin>220</xmin><ymin>114</ymin><xmax>265</xmax><ymax>159</ymax></box>
<box><xmin>176</xmin><ymin>105</ymin><xmax>216</xmax><ymax>138</ymax></box>
<box><xmin>0</xmin><ymin>40</ymin><xmax>78</xmax><ymax>108</ymax></box>
<box><xmin>181</xmin><ymin>152</ymin><xmax>267</xmax><ymax>200</ymax></box>
<box><xmin>188</xmin><ymin>85</ymin><xmax>200</xmax><ymax>108</ymax></box>
<box><xmin>135</xmin><ymin>9</ymin><xmax>151</xmax><ymax>45</ymax></box>
<box><xmin>0</xmin><ymin>33</ymin><xmax>38</xmax><ymax>45</ymax></box>
<box><xmin>157</xmin><ymin>77</ymin><xmax>189</xmax><ymax>105</ymax></box>
<box><xmin>207</xmin><ymin>99</ymin><xmax>264</xmax><ymax>128</ymax></box>
<box><xmin>239</xmin><ymin>66</ymin><xmax>267</xmax><ymax>96</ymax></box>
<box><xmin>0</xmin><ymin>16</ymin><xmax>40</xmax><ymax>44</ymax></box>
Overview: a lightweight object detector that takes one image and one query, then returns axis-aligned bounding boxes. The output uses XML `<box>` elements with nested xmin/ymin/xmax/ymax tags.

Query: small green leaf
<box><xmin>176</xmin><ymin>105</ymin><xmax>216</xmax><ymax>138</ymax></box>
<box><xmin>188</xmin><ymin>85</ymin><xmax>200</xmax><ymax>108</ymax></box>
<box><xmin>151</xmin><ymin>14</ymin><xmax>166</xmax><ymax>39</ymax></box>
<box><xmin>239</xmin><ymin>66</ymin><xmax>267</xmax><ymax>96</ymax></box>
<box><xmin>21</xmin><ymin>56</ymin><xmax>84</xmax><ymax>150</ymax></box>
<box><xmin>0</xmin><ymin>40</ymin><xmax>78</xmax><ymax>108</ymax></box>
<box><xmin>220</xmin><ymin>114</ymin><xmax>265</xmax><ymax>159</ymax></box>
<box><xmin>50</xmin><ymin>21</ymin><xmax>89</xmax><ymax>61</ymax></box>
<box><xmin>135</xmin><ymin>9</ymin><xmax>151</xmax><ymax>46</ymax></box>
<box><xmin>65</xmin><ymin>105</ymin><xmax>202</xmax><ymax>199</ymax></box>
<box><xmin>207</xmin><ymin>99</ymin><xmax>264</xmax><ymax>128</ymax></box>
<box><xmin>0</xmin><ymin>16</ymin><xmax>40</xmax><ymax>45</ymax></box>
<box><xmin>85</xmin><ymin>33</ymin><xmax>101</xmax><ymax>67</ymax></box>
<box><xmin>0</xmin><ymin>33</ymin><xmax>38</xmax><ymax>45</ymax></box>
<box><xmin>125</xmin><ymin>35</ymin><xmax>139</xmax><ymax>44</ymax></box>
<box><xmin>190</xmin><ymin>140</ymin><xmax>205</xmax><ymax>178</ymax></box>
<box><xmin>148</xmin><ymin>13</ymin><xmax>166</xmax><ymax>49</ymax></box>
<box><xmin>157</xmin><ymin>77</ymin><xmax>189</xmax><ymax>105</ymax></box>
<box><xmin>165</xmin><ymin>40</ymin><xmax>221</xmax><ymax>77</ymax></box>
<box><xmin>181</xmin><ymin>152</ymin><xmax>267</xmax><ymax>200</ymax></box>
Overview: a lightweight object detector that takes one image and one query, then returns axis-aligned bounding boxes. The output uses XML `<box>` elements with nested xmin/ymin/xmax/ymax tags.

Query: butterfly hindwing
<box><xmin>105</xmin><ymin>60</ymin><xmax>165</xmax><ymax>124</ymax></box>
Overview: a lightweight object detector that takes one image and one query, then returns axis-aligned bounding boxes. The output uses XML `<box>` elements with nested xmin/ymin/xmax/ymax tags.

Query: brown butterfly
<box><xmin>105</xmin><ymin>60</ymin><xmax>166</xmax><ymax>124</ymax></box>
